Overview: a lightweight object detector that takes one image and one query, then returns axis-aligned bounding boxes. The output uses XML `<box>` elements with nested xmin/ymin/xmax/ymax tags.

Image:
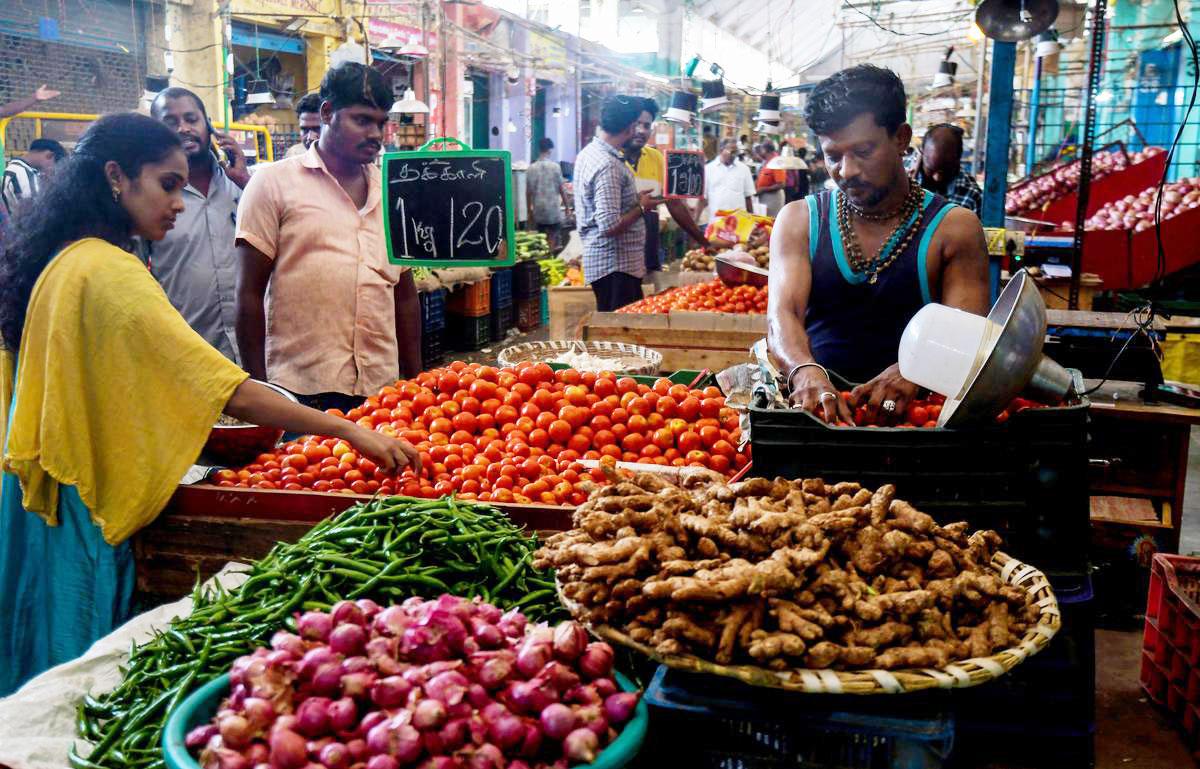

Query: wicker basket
<box><xmin>498</xmin><ymin>340</ymin><xmax>663</xmax><ymax>376</ymax></box>
<box><xmin>564</xmin><ymin>550</ymin><xmax>1060</xmax><ymax>695</ymax></box>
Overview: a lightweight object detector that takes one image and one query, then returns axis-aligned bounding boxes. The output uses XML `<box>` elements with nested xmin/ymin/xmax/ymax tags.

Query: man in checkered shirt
<box><xmin>914</xmin><ymin>123</ymin><xmax>982</xmax><ymax>214</ymax></box>
<box><xmin>574</xmin><ymin>95</ymin><xmax>661</xmax><ymax>311</ymax></box>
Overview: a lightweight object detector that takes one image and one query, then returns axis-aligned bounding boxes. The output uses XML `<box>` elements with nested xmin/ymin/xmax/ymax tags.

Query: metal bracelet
<box><xmin>786</xmin><ymin>362</ymin><xmax>830</xmax><ymax>392</ymax></box>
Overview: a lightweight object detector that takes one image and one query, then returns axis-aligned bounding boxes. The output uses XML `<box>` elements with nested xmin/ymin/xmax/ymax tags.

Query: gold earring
<box><xmin>111</xmin><ymin>186</ymin><xmax>121</xmax><ymax>201</ymax></box>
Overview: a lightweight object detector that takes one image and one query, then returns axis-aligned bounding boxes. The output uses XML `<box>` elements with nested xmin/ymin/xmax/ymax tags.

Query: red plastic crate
<box><xmin>1141</xmin><ymin>553</ymin><xmax>1200</xmax><ymax>754</ymax></box>
<box><xmin>446</xmin><ymin>279</ymin><xmax>491</xmax><ymax>317</ymax></box>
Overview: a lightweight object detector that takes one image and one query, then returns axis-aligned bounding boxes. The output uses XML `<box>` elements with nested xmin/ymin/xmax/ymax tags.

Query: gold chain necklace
<box><xmin>836</xmin><ymin>184</ymin><xmax>924</xmax><ymax>284</ymax></box>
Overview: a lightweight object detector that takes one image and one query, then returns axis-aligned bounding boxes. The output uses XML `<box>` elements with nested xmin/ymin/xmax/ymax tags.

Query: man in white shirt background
<box><xmin>697</xmin><ymin>137</ymin><xmax>755</xmax><ymax>223</ymax></box>
<box><xmin>2</xmin><ymin>139</ymin><xmax>65</xmax><ymax>216</ymax></box>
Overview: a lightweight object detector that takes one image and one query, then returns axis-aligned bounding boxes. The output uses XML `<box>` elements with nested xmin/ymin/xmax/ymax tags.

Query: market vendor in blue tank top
<box><xmin>767</xmin><ymin>65</ymin><xmax>990</xmax><ymax>425</ymax></box>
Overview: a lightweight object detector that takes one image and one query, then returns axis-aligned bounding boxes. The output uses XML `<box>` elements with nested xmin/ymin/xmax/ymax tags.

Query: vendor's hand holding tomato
<box><xmin>790</xmin><ymin>368</ymin><xmax>855</xmax><ymax>425</ymax></box>
<box><xmin>342</xmin><ymin>425</ymin><xmax>421</xmax><ymax>474</ymax></box>
<box><xmin>849</xmin><ymin>363</ymin><xmax>920</xmax><ymax>425</ymax></box>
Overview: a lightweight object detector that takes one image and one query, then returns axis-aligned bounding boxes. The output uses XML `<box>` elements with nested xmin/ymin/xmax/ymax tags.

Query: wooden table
<box><xmin>1085</xmin><ymin>379</ymin><xmax>1200</xmax><ymax>619</ymax></box>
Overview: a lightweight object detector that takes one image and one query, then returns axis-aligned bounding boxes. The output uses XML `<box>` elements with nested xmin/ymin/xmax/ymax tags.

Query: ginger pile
<box><xmin>535</xmin><ymin>472</ymin><xmax>1040</xmax><ymax>672</ymax></box>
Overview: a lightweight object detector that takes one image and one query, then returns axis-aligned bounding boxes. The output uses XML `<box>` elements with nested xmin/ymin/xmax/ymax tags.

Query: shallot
<box><xmin>186</xmin><ymin>596</ymin><xmax>640</xmax><ymax>769</ymax></box>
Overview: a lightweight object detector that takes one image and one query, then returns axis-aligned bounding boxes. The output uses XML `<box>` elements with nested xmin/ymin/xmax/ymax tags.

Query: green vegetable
<box><xmin>75</xmin><ymin>496</ymin><xmax>562</xmax><ymax>769</ymax></box>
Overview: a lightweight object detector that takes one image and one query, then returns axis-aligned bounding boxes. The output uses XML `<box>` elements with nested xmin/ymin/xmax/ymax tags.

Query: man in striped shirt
<box><xmin>2</xmin><ymin>139</ymin><xmax>65</xmax><ymax>216</ymax></box>
<box><xmin>574</xmin><ymin>95</ymin><xmax>660</xmax><ymax>312</ymax></box>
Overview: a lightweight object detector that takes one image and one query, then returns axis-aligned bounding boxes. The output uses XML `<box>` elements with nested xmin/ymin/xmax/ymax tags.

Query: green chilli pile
<box><xmin>72</xmin><ymin>496</ymin><xmax>562</xmax><ymax>769</ymax></box>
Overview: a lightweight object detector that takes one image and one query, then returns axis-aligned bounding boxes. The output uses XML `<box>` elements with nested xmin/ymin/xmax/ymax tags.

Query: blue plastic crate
<box><xmin>419</xmin><ymin>288</ymin><xmax>447</xmax><ymax>333</ymax></box>
<box><xmin>490</xmin><ymin>267</ymin><xmax>513</xmax><ymax>309</ymax></box>
<box><xmin>644</xmin><ymin>666</ymin><xmax>954</xmax><ymax>769</ymax></box>
<box><xmin>421</xmin><ymin>328</ymin><xmax>444</xmax><ymax>368</ymax></box>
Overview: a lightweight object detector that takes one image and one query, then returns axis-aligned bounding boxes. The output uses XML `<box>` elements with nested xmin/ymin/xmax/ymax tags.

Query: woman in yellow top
<box><xmin>0</xmin><ymin>113</ymin><xmax>420</xmax><ymax>695</ymax></box>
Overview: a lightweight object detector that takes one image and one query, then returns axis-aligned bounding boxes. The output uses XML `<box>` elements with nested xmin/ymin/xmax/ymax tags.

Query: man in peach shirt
<box><xmin>235</xmin><ymin>63</ymin><xmax>422</xmax><ymax>412</ymax></box>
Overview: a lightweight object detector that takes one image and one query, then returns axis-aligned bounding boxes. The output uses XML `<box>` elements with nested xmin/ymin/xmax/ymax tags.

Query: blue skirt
<box><xmin>0</xmin><ymin>376</ymin><xmax>134</xmax><ymax>696</ymax></box>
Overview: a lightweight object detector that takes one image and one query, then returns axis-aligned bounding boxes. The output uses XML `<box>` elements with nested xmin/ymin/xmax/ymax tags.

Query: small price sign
<box><xmin>382</xmin><ymin>137</ymin><xmax>516</xmax><ymax>267</ymax></box>
<box><xmin>664</xmin><ymin>149</ymin><xmax>706</xmax><ymax>199</ymax></box>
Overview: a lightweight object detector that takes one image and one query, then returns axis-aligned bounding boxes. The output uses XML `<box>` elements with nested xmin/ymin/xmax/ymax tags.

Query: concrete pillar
<box><xmin>305</xmin><ymin>34</ymin><xmax>333</xmax><ymax>97</ymax></box>
<box><xmin>164</xmin><ymin>0</ymin><xmax>224</xmax><ymax>121</ymax></box>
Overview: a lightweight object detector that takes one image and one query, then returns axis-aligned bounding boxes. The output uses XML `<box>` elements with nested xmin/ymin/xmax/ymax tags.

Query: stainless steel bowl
<box><xmin>202</xmin><ymin>380</ymin><xmax>297</xmax><ymax>466</ymax></box>
<box><xmin>715</xmin><ymin>254</ymin><xmax>769</xmax><ymax>287</ymax></box>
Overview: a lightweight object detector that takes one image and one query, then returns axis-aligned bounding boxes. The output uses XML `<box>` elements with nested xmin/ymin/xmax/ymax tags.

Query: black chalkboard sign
<box><xmin>382</xmin><ymin>138</ymin><xmax>515</xmax><ymax>267</ymax></box>
<box><xmin>664</xmin><ymin>149</ymin><xmax>706</xmax><ymax>199</ymax></box>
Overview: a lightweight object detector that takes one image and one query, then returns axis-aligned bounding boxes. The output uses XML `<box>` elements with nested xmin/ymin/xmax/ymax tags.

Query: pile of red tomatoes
<box><xmin>615</xmin><ymin>279</ymin><xmax>768</xmax><ymax>315</ymax></box>
<box><xmin>214</xmin><ymin>362</ymin><xmax>749</xmax><ymax>505</ymax></box>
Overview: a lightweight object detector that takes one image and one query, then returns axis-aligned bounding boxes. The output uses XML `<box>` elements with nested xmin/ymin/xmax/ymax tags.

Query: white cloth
<box><xmin>703</xmin><ymin>158</ymin><xmax>755</xmax><ymax>222</ymax></box>
<box><xmin>0</xmin><ymin>564</ymin><xmax>249</xmax><ymax>769</ymax></box>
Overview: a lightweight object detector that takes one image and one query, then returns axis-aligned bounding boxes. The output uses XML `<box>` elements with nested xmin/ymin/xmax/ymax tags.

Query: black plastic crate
<box><xmin>514</xmin><ymin>260</ymin><xmax>542</xmax><ymax>300</ymax></box>
<box><xmin>516</xmin><ymin>294</ymin><xmax>542</xmax><ymax>332</ymax></box>
<box><xmin>954</xmin><ymin>571</ymin><xmax>1094</xmax><ymax>724</ymax></box>
<box><xmin>643</xmin><ymin>666</ymin><xmax>954</xmax><ymax>769</ymax></box>
<box><xmin>490</xmin><ymin>302</ymin><xmax>515</xmax><ymax>342</ymax></box>
<box><xmin>418</xmin><ymin>288</ymin><xmax>447</xmax><ymax>333</ymax></box>
<box><xmin>447</xmin><ymin>312</ymin><xmax>490</xmax><ymax>351</ymax></box>
<box><xmin>490</xmin><ymin>267</ymin><xmax>513</xmax><ymax>309</ymax></box>
<box><xmin>421</xmin><ymin>328</ymin><xmax>444</xmax><ymax>368</ymax></box>
<box><xmin>748</xmin><ymin>384</ymin><xmax>1089</xmax><ymax>571</ymax></box>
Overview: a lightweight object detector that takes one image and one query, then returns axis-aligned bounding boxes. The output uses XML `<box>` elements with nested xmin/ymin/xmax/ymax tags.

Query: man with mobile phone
<box><xmin>146</xmin><ymin>87</ymin><xmax>250</xmax><ymax>363</ymax></box>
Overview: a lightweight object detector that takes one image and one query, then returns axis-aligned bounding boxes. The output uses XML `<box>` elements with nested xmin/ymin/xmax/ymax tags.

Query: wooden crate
<box><xmin>134</xmin><ymin>484</ymin><xmax>573</xmax><ymax>604</ymax></box>
<box><xmin>582</xmin><ymin>310</ymin><xmax>765</xmax><ymax>372</ymax></box>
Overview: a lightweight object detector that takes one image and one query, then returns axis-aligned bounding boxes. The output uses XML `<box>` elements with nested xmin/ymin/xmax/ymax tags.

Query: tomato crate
<box><xmin>446</xmin><ymin>279</ymin><xmax>491</xmax><ymax>317</ymax></box>
<box><xmin>446</xmin><ymin>312</ymin><xmax>491</xmax><ymax>351</ymax></box>
<box><xmin>516</xmin><ymin>293</ymin><xmax>542</xmax><ymax>332</ymax></box>
<box><xmin>748</xmin><ymin>374</ymin><xmax>1090</xmax><ymax>572</ymax></box>
<box><xmin>514</xmin><ymin>260</ymin><xmax>542</xmax><ymax>300</ymax></box>
<box><xmin>418</xmin><ymin>288</ymin><xmax>446</xmax><ymax>333</ymax></box>
<box><xmin>642</xmin><ymin>665</ymin><xmax>954</xmax><ymax>769</ymax></box>
<box><xmin>490</xmin><ymin>302</ymin><xmax>515</xmax><ymax>342</ymax></box>
<box><xmin>490</xmin><ymin>267</ymin><xmax>513</xmax><ymax>309</ymax></box>
<box><xmin>1141</xmin><ymin>552</ymin><xmax>1200</xmax><ymax>753</ymax></box>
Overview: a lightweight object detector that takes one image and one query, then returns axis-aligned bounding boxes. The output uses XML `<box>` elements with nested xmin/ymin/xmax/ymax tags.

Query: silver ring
<box><xmin>882</xmin><ymin>399</ymin><xmax>897</xmax><ymax>413</ymax></box>
<box><xmin>819</xmin><ymin>391</ymin><xmax>838</xmax><ymax>403</ymax></box>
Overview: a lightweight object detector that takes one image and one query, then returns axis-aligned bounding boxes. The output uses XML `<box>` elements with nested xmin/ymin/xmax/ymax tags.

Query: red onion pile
<box><xmin>185</xmin><ymin>596</ymin><xmax>637</xmax><ymax>769</ymax></box>
<box><xmin>1064</xmin><ymin>178</ymin><xmax>1200</xmax><ymax>232</ymax></box>
<box><xmin>1005</xmin><ymin>147</ymin><xmax>1163</xmax><ymax>215</ymax></box>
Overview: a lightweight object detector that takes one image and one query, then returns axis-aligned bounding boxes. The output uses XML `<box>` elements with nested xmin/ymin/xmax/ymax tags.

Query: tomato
<box><xmin>670</xmin><ymin>395</ymin><xmax>698</xmax><ymax>420</ymax></box>
<box><xmin>302</xmin><ymin>444</ymin><xmax>332</xmax><ymax>463</ymax></box>
<box><xmin>626</xmin><ymin>414</ymin><xmax>648</xmax><ymax>435</ymax></box>
<box><xmin>541</xmin><ymin>418</ymin><xmax>570</xmax><ymax>445</ymax></box>
<box><xmin>470</xmin><ymin>379</ymin><xmax>497</xmax><ymax>401</ymax></box>
<box><xmin>529</xmin><ymin>428</ymin><xmax>550</xmax><ymax>448</ymax></box>
<box><xmin>698</xmin><ymin>425</ymin><xmax>721</xmax><ymax>448</ymax></box>
<box><xmin>495</xmin><ymin>405</ymin><xmax>519</xmax><ymax>425</ymax></box>
<box><xmin>567</xmin><ymin>434</ymin><xmax>591</xmax><ymax>454</ymax></box>
<box><xmin>699</xmin><ymin>398</ymin><xmax>723</xmax><ymax>419</ymax></box>
<box><xmin>655</xmin><ymin>396</ymin><xmax>678</xmax><ymax>418</ymax></box>
<box><xmin>908</xmin><ymin>405</ymin><xmax>930</xmax><ymax>425</ymax></box>
<box><xmin>677</xmin><ymin>430</ymin><xmax>702</xmax><ymax>454</ymax></box>
<box><xmin>652</xmin><ymin>428</ymin><xmax>675</xmax><ymax>450</ymax></box>
<box><xmin>593</xmin><ymin>377</ymin><xmax>616</xmax><ymax>398</ymax></box>
<box><xmin>559</xmin><ymin>406</ymin><xmax>588</xmax><ymax>430</ymax></box>
<box><xmin>616</xmin><ymin>377</ymin><xmax>639</xmax><ymax>395</ymax></box>
<box><xmin>711</xmin><ymin>439</ymin><xmax>736</xmax><ymax>459</ymax></box>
